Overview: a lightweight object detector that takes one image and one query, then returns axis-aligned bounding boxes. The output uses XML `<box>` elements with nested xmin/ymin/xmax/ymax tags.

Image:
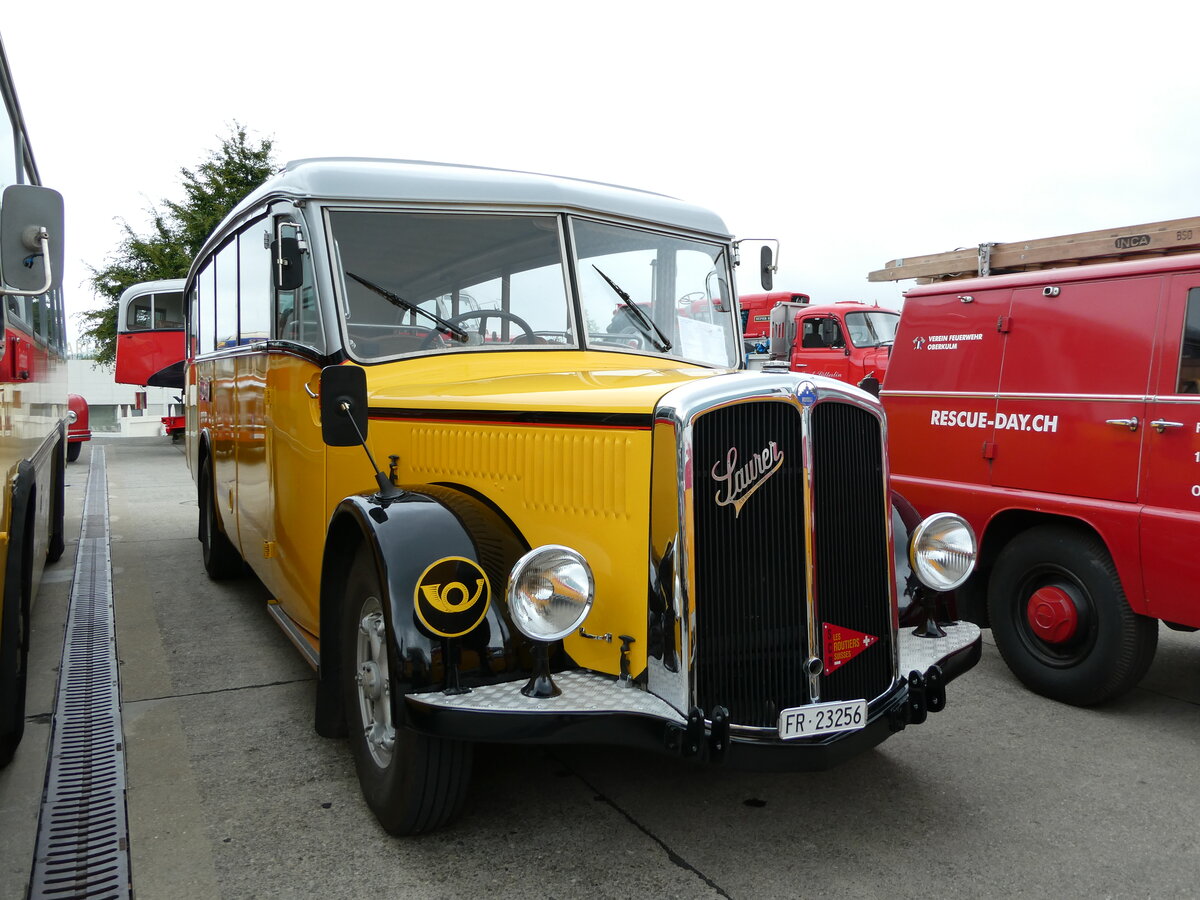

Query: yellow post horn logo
<box><xmin>414</xmin><ymin>557</ymin><xmax>491</xmax><ymax>638</ymax></box>
<box><xmin>419</xmin><ymin>579</ymin><xmax>486</xmax><ymax>614</ymax></box>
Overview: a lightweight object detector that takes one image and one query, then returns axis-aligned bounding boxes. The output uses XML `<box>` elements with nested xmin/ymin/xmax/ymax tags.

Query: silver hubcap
<box><xmin>354</xmin><ymin>596</ymin><xmax>395</xmax><ymax>768</ymax></box>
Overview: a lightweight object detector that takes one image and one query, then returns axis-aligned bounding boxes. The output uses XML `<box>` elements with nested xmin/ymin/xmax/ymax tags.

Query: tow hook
<box><xmin>905</xmin><ymin>664</ymin><xmax>947</xmax><ymax>726</ymax></box>
<box><xmin>708</xmin><ymin>706</ymin><xmax>730</xmax><ymax>762</ymax></box>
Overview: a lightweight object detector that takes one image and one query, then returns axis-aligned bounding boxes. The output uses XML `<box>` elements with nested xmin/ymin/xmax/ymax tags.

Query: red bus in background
<box><xmin>115</xmin><ymin>279</ymin><xmax>185</xmax><ymax>387</ymax></box>
<box><xmin>115</xmin><ymin>278</ymin><xmax>186</xmax><ymax>438</ymax></box>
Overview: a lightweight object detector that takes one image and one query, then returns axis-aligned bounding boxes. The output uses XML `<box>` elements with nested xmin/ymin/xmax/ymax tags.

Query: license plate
<box><xmin>777</xmin><ymin>699</ymin><xmax>867</xmax><ymax>740</ymax></box>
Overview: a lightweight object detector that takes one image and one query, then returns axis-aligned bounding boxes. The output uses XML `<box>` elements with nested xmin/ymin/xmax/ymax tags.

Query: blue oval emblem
<box><xmin>797</xmin><ymin>381</ymin><xmax>817</xmax><ymax>408</ymax></box>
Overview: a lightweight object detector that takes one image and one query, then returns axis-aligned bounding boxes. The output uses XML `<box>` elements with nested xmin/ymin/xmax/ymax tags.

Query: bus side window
<box><xmin>215</xmin><ymin>242</ymin><xmax>239</xmax><ymax>349</ymax></box>
<box><xmin>198</xmin><ymin>261</ymin><xmax>216</xmax><ymax>354</ymax></box>
<box><xmin>275</xmin><ymin>226</ymin><xmax>324</xmax><ymax>353</ymax></box>
<box><xmin>239</xmin><ymin>226</ymin><xmax>271</xmax><ymax>343</ymax></box>
<box><xmin>130</xmin><ymin>298</ymin><xmax>152</xmax><ymax>330</ymax></box>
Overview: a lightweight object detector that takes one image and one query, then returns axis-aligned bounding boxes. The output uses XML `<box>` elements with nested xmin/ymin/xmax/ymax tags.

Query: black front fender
<box><xmin>315</xmin><ymin>486</ymin><xmax>532</xmax><ymax>737</ymax></box>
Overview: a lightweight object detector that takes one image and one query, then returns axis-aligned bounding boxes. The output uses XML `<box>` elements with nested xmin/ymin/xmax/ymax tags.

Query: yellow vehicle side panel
<box><xmin>332</xmin><ymin>420</ymin><xmax>653</xmax><ymax>676</ymax></box>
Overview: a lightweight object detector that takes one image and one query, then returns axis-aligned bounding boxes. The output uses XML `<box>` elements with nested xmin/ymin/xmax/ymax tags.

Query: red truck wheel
<box><xmin>987</xmin><ymin>525</ymin><xmax>1157</xmax><ymax>705</ymax></box>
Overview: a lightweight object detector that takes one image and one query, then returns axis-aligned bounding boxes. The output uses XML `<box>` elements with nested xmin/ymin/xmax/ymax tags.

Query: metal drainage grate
<box><xmin>30</xmin><ymin>447</ymin><xmax>131</xmax><ymax>899</ymax></box>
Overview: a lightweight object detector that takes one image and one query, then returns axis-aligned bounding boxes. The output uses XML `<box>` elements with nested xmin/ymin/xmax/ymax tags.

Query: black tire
<box><xmin>66</xmin><ymin>441</ymin><xmax>81</xmax><ymax>463</ymax></box>
<box><xmin>988</xmin><ymin>524</ymin><xmax>1157</xmax><ymax>705</ymax></box>
<box><xmin>341</xmin><ymin>544</ymin><xmax>472</xmax><ymax>835</ymax></box>
<box><xmin>199</xmin><ymin>456</ymin><xmax>243</xmax><ymax>579</ymax></box>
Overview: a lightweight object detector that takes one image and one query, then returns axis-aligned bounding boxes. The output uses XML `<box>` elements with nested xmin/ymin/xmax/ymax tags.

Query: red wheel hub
<box><xmin>1026</xmin><ymin>586</ymin><xmax>1079</xmax><ymax>643</ymax></box>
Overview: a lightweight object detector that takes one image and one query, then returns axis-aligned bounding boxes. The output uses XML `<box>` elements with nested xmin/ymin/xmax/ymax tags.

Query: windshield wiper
<box><xmin>345</xmin><ymin>271</ymin><xmax>469</xmax><ymax>343</ymax></box>
<box><xmin>592</xmin><ymin>265</ymin><xmax>672</xmax><ymax>352</ymax></box>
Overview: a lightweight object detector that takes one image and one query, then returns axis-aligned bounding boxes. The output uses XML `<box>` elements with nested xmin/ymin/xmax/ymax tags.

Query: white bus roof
<box><xmin>117</xmin><ymin>278</ymin><xmax>186</xmax><ymax>332</ymax></box>
<box><xmin>117</xmin><ymin>278</ymin><xmax>185</xmax><ymax>304</ymax></box>
<box><xmin>194</xmin><ymin>158</ymin><xmax>732</xmax><ymax>268</ymax></box>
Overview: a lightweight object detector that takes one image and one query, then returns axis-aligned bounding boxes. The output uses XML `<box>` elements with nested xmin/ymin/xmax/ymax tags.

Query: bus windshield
<box><xmin>328</xmin><ymin>208</ymin><xmax>739</xmax><ymax>367</ymax></box>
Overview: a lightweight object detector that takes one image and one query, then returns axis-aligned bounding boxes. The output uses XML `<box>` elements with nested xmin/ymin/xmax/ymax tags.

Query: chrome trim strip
<box><xmin>882</xmin><ymin>389</ymin><xmax>1149</xmax><ymax>403</ymax></box>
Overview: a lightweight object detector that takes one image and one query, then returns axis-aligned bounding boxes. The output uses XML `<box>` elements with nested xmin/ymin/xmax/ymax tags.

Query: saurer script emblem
<box><xmin>712</xmin><ymin>442</ymin><xmax>784</xmax><ymax>517</ymax></box>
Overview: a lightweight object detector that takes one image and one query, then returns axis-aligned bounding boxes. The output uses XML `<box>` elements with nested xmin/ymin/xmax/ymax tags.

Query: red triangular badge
<box><xmin>822</xmin><ymin>622</ymin><xmax>879</xmax><ymax>675</ymax></box>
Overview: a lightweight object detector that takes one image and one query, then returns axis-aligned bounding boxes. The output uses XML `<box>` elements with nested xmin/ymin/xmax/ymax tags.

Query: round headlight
<box><xmin>507</xmin><ymin>545</ymin><xmax>594</xmax><ymax>642</ymax></box>
<box><xmin>67</xmin><ymin>409</ymin><xmax>78</xmax><ymax>424</ymax></box>
<box><xmin>909</xmin><ymin>513</ymin><xmax>977</xmax><ymax>592</ymax></box>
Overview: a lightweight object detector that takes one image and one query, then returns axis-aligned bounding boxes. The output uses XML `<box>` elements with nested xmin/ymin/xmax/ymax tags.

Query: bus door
<box><xmin>263</xmin><ymin>219</ymin><xmax>328</xmax><ymax>638</ymax></box>
<box><xmin>1140</xmin><ymin>274</ymin><xmax>1200</xmax><ymax>625</ymax></box>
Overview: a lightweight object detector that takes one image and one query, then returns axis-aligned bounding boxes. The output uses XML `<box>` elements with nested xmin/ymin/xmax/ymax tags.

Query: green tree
<box><xmin>80</xmin><ymin>125</ymin><xmax>278</xmax><ymax>364</ymax></box>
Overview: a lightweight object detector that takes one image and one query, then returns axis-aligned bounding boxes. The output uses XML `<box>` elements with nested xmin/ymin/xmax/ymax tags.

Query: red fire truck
<box><xmin>739</xmin><ymin>290</ymin><xmax>810</xmax><ymax>343</ymax></box>
<box><xmin>751</xmin><ymin>296</ymin><xmax>898</xmax><ymax>387</ymax></box>
<box><xmin>877</xmin><ymin>216</ymin><xmax>1200</xmax><ymax>705</ymax></box>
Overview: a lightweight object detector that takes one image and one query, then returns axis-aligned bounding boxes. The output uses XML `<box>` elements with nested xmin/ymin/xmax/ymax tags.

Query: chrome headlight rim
<box><xmin>506</xmin><ymin>544</ymin><xmax>595</xmax><ymax>642</ymax></box>
<box><xmin>908</xmin><ymin>512</ymin><xmax>977</xmax><ymax>592</ymax></box>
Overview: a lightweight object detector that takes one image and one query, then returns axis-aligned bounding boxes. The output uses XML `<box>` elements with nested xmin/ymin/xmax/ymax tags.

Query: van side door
<box><xmin>990</xmin><ymin>277</ymin><xmax>1159</xmax><ymax>503</ymax></box>
<box><xmin>1139</xmin><ymin>274</ymin><xmax>1200</xmax><ymax>625</ymax></box>
<box><xmin>884</xmin><ymin>286</ymin><xmax>1008</xmax><ymax>491</ymax></box>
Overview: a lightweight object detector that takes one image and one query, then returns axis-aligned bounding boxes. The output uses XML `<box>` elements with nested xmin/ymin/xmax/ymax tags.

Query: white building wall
<box><xmin>68</xmin><ymin>359</ymin><xmax>182</xmax><ymax>436</ymax></box>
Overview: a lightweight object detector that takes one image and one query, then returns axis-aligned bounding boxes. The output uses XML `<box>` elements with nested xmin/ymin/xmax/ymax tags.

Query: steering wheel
<box><xmin>420</xmin><ymin>309</ymin><xmax>540</xmax><ymax>349</ymax></box>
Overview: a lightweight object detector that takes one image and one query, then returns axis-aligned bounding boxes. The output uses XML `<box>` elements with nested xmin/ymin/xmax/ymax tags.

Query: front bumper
<box><xmin>406</xmin><ymin>622</ymin><xmax>981</xmax><ymax>770</ymax></box>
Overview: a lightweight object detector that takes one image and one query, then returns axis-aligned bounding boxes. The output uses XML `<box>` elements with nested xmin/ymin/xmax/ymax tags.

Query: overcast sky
<box><xmin>4</xmin><ymin>2</ymin><xmax>1200</xmax><ymax>349</ymax></box>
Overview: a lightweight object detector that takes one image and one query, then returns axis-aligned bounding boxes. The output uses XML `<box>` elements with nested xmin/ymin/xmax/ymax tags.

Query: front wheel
<box><xmin>66</xmin><ymin>441</ymin><xmax>81</xmax><ymax>463</ymax></box>
<box><xmin>340</xmin><ymin>546</ymin><xmax>472</xmax><ymax>834</ymax></box>
<box><xmin>987</xmin><ymin>524</ymin><xmax>1157</xmax><ymax>705</ymax></box>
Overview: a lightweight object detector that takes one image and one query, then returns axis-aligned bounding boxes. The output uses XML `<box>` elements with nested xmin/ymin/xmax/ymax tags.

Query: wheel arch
<box><xmin>194</xmin><ymin>430</ymin><xmax>214</xmax><ymax>542</ymax></box>
<box><xmin>315</xmin><ymin>486</ymin><xmax>530</xmax><ymax>738</ymax></box>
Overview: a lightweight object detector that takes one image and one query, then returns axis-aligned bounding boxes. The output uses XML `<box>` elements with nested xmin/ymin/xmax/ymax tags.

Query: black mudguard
<box><xmin>315</xmin><ymin>485</ymin><xmax>535</xmax><ymax>737</ymax></box>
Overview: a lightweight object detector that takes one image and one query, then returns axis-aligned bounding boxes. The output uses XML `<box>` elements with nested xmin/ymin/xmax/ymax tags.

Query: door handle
<box><xmin>1105</xmin><ymin>417</ymin><xmax>1139</xmax><ymax>432</ymax></box>
<box><xmin>1150</xmin><ymin>419</ymin><xmax>1184</xmax><ymax>433</ymax></box>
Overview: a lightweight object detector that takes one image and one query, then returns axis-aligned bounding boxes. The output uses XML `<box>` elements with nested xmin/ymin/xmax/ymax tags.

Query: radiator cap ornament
<box><xmin>796</xmin><ymin>381</ymin><xmax>817</xmax><ymax>408</ymax></box>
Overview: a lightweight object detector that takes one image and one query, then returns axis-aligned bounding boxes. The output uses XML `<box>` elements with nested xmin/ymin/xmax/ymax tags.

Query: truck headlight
<box><xmin>909</xmin><ymin>513</ymin><xmax>977</xmax><ymax>591</ymax></box>
<box><xmin>67</xmin><ymin>410</ymin><xmax>78</xmax><ymax>424</ymax></box>
<box><xmin>507</xmin><ymin>545</ymin><xmax>595</xmax><ymax>641</ymax></box>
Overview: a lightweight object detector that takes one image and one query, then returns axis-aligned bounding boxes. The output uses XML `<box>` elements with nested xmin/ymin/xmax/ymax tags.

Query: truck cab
<box><xmin>759</xmin><ymin>298</ymin><xmax>898</xmax><ymax>387</ymax></box>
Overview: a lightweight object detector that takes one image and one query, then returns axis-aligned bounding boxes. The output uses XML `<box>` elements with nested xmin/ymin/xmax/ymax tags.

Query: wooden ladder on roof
<box><xmin>868</xmin><ymin>215</ymin><xmax>1200</xmax><ymax>283</ymax></box>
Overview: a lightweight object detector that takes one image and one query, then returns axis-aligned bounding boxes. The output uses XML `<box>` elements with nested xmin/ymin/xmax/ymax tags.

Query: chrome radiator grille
<box><xmin>811</xmin><ymin>402</ymin><xmax>893</xmax><ymax>703</ymax></box>
<box><xmin>690</xmin><ymin>397</ymin><xmax>892</xmax><ymax>728</ymax></box>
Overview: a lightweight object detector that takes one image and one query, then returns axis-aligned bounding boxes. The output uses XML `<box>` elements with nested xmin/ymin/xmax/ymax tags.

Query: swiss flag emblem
<box><xmin>822</xmin><ymin>623</ymin><xmax>879</xmax><ymax>675</ymax></box>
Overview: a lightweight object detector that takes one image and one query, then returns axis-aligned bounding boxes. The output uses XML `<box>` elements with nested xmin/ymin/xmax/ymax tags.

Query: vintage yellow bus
<box><xmin>186</xmin><ymin>157</ymin><xmax>982</xmax><ymax>834</ymax></box>
<box><xmin>0</xmin><ymin>36</ymin><xmax>70</xmax><ymax>767</ymax></box>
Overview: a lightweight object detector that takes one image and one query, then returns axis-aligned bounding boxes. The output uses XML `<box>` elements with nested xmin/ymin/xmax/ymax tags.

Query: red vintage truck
<box><xmin>742</xmin><ymin>293</ymin><xmax>898</xmax><ymax>387</ymax></box>
<box><xmin>739</xmin><ymin>290</ymin><xmax>810</xmax><ymax>344</ymax></box>
<box><xmin>876</xmin><ymin>216</ymin><xmax>1200</xmax><ymax>705</ymax></box>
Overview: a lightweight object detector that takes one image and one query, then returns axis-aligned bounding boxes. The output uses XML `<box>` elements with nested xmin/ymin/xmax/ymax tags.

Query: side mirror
<box><xmin>272</xmin><ymin>236</ymin><xmax>304</xmax><ymax>291</ymax></box>
<box><xmin>858</xmin><ymin>375</ymin><xmax>881</xmax><ymax>398</ymax></box>
<box><xmin>760</xmin><ymin>245</ymin><xmax>774</xmax><ymax>291</ymax></box>
<box><xmin>0</xmin><ymin>184</ymin><xmax>64</xmax><ymax>294</ymax></box>
<box><xmin>320</xmin><ymin>365</ymin><xmax>368</xmax><ymax>447</ymax></box>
